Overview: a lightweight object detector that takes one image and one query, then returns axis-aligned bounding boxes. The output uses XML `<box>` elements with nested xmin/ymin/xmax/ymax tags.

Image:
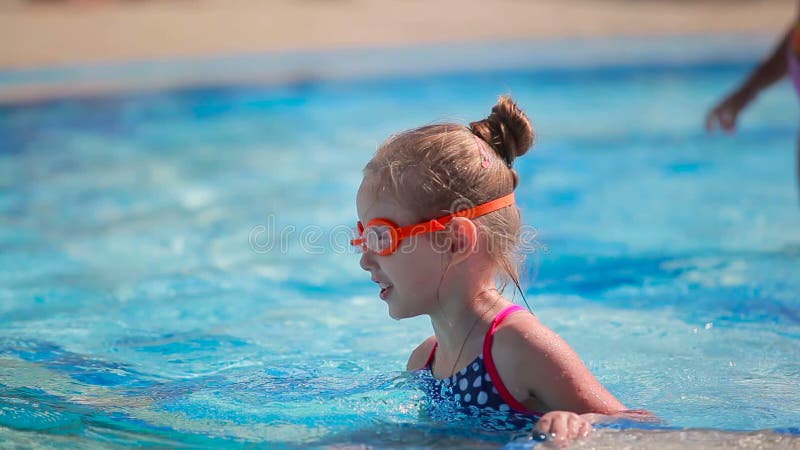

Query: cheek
<box><xmin>392</xmin><ymin>238</ymin><xmax>447</xmax><ymax>285</ymax></box>
<box><xmin>398</xmin><ymin>234</ymin><xmax>448</xmax><ymax>259</ymax></box>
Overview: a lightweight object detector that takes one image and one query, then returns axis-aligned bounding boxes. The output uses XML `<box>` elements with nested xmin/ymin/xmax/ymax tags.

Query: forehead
<box><xmin>356</xmin><ymin>178</ymin><xmax>416</xmax><ymax>224</ymax></box>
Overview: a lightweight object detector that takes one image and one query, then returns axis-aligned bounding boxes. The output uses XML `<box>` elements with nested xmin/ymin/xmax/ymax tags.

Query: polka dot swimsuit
<box><xmin>417</xmin><ymin>305</ymin><xmax>540</xmax><ymax>416</ymax></box>
<box><xmin>434</xmin><ymin>354</ymin><xmax>513</xmax><ymax>411</ymax></box>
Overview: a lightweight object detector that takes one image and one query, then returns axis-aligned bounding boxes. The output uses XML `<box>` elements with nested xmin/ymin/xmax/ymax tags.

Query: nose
<box><xmin>359</xmin><ymin>249</ymin><xmax>377</xmax><ymax>272</ymax></box>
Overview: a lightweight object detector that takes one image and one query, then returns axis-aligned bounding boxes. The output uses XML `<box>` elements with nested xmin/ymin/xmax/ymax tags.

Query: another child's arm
<box><xmin>705</xmin><ymin>24</ymin><xmax>793</xmax><ymax>134</ymax></box>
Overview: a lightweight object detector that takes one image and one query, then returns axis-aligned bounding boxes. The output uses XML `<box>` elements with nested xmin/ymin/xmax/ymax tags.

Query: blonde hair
<box><xmin>362</xmin><ymin>95</ymin><xmax>535</xmax><ymax>296</ymax></box>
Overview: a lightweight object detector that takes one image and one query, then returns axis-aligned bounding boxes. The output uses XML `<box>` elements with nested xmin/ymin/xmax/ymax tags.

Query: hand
<box><xmin>616</xmin><ymin>408</ymin><xmax>659</xmax><ymax>422</ymax></box>
<box><xmin>705</xmin><ymin>90</ymin><xmax>753</xmax><ymax>134</ymax></box>
<box><xmin>534</xmin><ymin>411</ymin><xmax>592</xmax><ymax>447</ymax></box>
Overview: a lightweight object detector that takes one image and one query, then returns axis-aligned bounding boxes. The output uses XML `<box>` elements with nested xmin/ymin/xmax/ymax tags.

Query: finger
<box><xmin>705</xmin><ymin>110</ymin><xmax>718</xmax><ymax>133</ymax></box>
<box><xmin>578</xmin><ymin>419</ymin><xmax>592</xmax><ymax>438</ymax></box>
<box><xmin>720</xmin><ymin>111</ymin><xmax>737</xmax><ymax>133</ymax></box>
<box><xmin>550</xmin><ymin>414</ymin><xmax>570</xmax><ymax>444</ymax></box>
<box><xmin>567</xmin><ymin>415</ymin><xmax>582</xmax><ymax>439</ymax></box>
<box><xmin>535</xmin><ymin>415</ymin><xmax>552</xmax><ymax>434</ymax></box>
<box><xmin>622</xmin><ymin>408</ymin><xmax>658</xmax><ymax>422</ymax></box>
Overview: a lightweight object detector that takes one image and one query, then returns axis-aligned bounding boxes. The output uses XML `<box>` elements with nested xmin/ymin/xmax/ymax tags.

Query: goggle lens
<box><xmin>364</xmin><ymin>224</ymin><xmax>394</xmax><ymax>255</ymax></box>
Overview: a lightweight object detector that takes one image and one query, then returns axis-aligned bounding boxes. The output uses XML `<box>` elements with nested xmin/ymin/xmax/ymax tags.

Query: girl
<box><xmin>352</xmin><ymin>96</ymin><xmax>640</xmax><ymax>445</ymax></box>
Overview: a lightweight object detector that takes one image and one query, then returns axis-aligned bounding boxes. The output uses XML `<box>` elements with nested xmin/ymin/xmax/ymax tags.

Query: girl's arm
<box><xmin>494</xmin><ymin>314</ymin><xmax>626</xmax><ymax>414</ymax></box>
<box><xmin>494</xmin><ymin>315</ymin><xmax>655</xmax><ymax>444</ymax></box>
<box><xmin>705</xmin><ymin>24</ymin><xmax>793</xmax><ymax>133</ymax></box>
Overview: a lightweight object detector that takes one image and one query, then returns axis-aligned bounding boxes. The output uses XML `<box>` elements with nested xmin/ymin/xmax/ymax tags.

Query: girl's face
<box><xmin>356</xmin><ymin>178</ymin><xmax>449</xmax><ymax>319</ymax></box>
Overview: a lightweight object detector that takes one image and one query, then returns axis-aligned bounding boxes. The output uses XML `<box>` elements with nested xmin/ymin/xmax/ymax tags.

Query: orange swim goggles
<box><xmin>351</xmin><ymin>192</ymin><xmax>515</xmax><ymax>256</ymax></box>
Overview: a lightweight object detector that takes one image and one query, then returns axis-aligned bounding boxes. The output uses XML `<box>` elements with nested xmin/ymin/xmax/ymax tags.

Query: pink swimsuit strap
<box><xmin>482</xmin><ymin>305</ymin><xmax>530</xmax><ymax>412</ymax></box>
<box><xmin>424</xmin><ymin>305</ymin><xmax>526</xmax><ymax>368</ymax></box>
<box><xmin>424</xmin><ymin>304</ymin><xmax>534</xmax><ymax>414</ymax></box>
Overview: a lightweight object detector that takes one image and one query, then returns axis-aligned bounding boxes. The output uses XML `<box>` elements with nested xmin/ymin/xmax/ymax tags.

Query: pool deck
<box><xmin>0</xmin><ymin>0</ymin><xmax>794</xmax><ymax>102</ymax></box>
<box><xmin>0</xmin><ymin>0</ymin><xmax>795</xmax><ymax>68</ymax></box>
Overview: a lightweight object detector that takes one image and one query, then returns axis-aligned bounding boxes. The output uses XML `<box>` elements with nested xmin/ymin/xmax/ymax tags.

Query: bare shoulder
<box><xmin>492</xmin><ymin>310</ymin><xmax>562</xmax><ymax>359</ymax></box>
<box><xmin>491</xmin><ymin>309</ymin><xmax>626</xmax><ymax>414</ymax></box>
<box><xmin>406</xmin><ymin>335</ymin><xmax>437</xmax><ymax>371</ymax></box>
<box><xmin>492</xmin><ymin>310</ymin><xmax>589</xmax><ymax>379</ymax></box>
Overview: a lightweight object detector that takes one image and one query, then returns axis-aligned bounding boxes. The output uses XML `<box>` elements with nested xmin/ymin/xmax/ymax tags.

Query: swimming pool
<box><xmin>1</xmin><ymin>36</ymin><xmax>799</xmax><ymax>448</ymax></box>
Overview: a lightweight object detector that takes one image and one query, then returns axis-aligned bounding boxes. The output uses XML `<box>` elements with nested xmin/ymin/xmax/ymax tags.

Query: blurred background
<box><xmin>0</xmin><ymin>0</ymin><xmax>794</xmax><ymax>100</ymax></box>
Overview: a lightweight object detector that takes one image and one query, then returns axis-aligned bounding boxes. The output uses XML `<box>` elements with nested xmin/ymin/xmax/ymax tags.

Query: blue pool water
<box><xmin>1</xmin><ymin>37</ymin><xmax>799</xmax><ymax>448</ymax></box>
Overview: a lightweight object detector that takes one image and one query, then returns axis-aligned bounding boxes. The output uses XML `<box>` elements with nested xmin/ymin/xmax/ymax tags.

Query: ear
<box><xmin>447</xmin><ymin>217</ymin><xmax>478</xmax><ymax>265</ymax></box>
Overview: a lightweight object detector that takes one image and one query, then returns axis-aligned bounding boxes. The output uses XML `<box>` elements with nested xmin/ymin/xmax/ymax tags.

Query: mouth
<box><xmin>373</xmin><ymin>279</ymin><xmax>393</xmax><ymax>300</ymax></box>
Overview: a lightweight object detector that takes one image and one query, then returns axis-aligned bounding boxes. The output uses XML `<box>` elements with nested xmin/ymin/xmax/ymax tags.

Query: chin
<box><xmin>387</xmin><ymin>305</ymin><xmax>407</xmax><ymax>320</ymax></box>
<box><xmin>387</xmin><ymin>310</ymin><xmax>405</xmax><ymax>320</ymax></box>
<box><xmin>387</xmin><ymin>302</ymin><xmax>423</xmax><ymax>320</ymax></box>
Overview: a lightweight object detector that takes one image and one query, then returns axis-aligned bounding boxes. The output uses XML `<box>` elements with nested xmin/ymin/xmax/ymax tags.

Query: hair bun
<box><xmin>469</xmin><ymin>95</ymin><xmax>534</xmax><ymax>167</ymax></box>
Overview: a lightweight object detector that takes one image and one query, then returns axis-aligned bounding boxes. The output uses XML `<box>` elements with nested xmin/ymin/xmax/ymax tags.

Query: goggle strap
<box><xmin>451</xmin><ymin>193</ymin><xmax>515</xmax><ymax>220</ymax></box>
<box><xmin>352</xmin><ymin>192</ymin><xmax>515</xmax><ymax>250</ymax></box>
<box><xmin>395</xmin><ymin>192</ymin><xmax>514</xmax><ymax>240</ymax></box>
